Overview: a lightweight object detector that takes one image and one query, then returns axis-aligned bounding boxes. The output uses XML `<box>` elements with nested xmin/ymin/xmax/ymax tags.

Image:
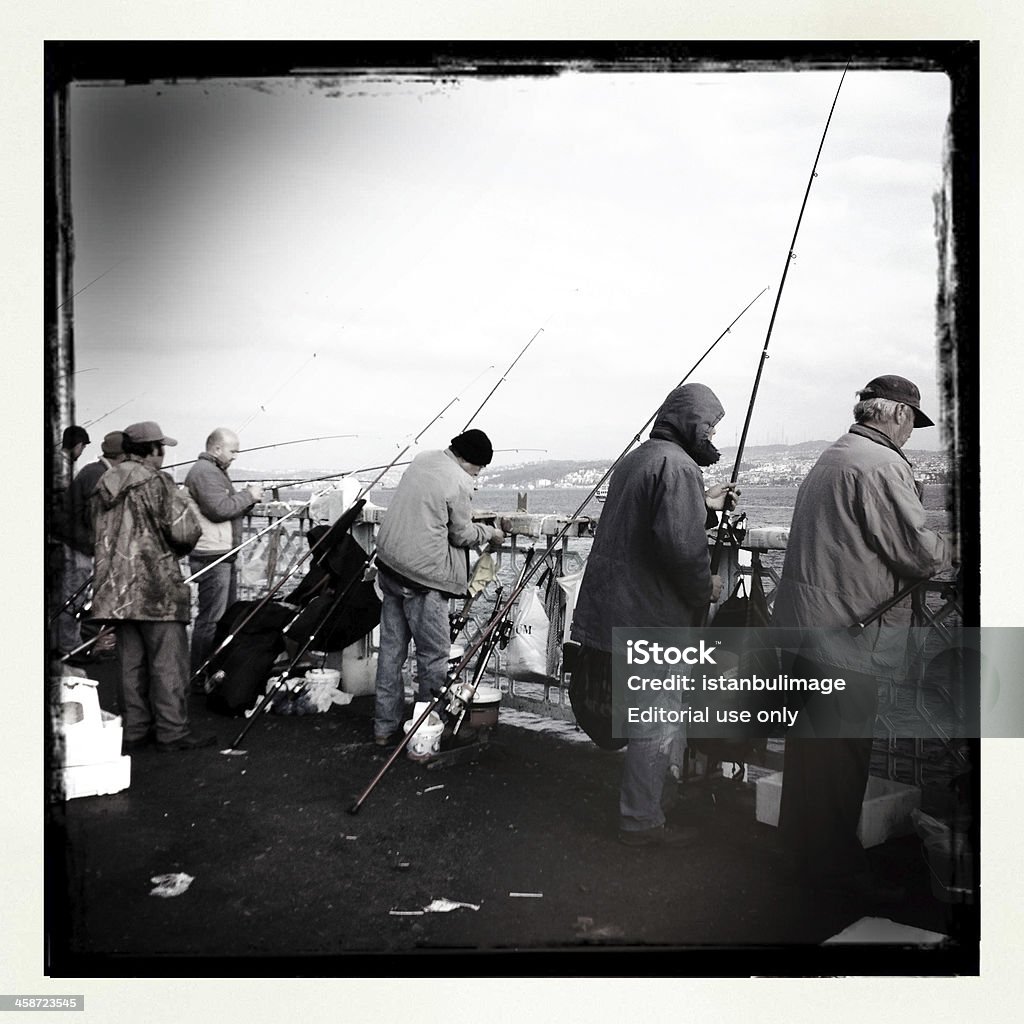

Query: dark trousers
<box><xmin>117</xmin><ymin>621</ymin><xmax>191</xmax><ymax>744</ymax></box>
<box><xmin>778</xmin><ymin>655</ymin><xmax>879</xmax><ymax>881</ymax></box>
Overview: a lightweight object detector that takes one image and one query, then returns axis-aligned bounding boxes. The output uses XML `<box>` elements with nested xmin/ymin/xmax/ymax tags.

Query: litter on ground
<box><xmin>149</xmin><ymin>873</ymin><xmax>194</xmax><ymax>898</ymax></box>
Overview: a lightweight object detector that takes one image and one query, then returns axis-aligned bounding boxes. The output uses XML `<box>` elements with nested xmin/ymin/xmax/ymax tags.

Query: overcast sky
<box><xmin>66</xmin><ymin>66</ymin><xmax>951</xmax><ymax>477</ymax></box>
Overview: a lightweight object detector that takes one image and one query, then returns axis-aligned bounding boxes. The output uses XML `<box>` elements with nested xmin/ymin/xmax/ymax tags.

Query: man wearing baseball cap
<box><xmin>772</xmin><ymin>375</ymin><xmax>951</xmax><ymax>902</ymax></box>
<box><xmin>90</xmin><ymin>421</ymin><xmax>216</xmax><ymax>752</ymax></box>
<box><xmin>370</xmin><ymin>429</ymin><xmax>506</xmax><ymax>749</ymax></box>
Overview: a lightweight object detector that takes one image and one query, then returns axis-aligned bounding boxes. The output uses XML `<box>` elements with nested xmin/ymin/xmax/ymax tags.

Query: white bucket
<box><xmin>402</xmin><ymin>701</ymin><xmax>444</xmax><ymax>762</ymax></box>
<box><xmin>304</xmin><ymin>667</ymin><xmax>341</xmax><ymax>689</ymax></box>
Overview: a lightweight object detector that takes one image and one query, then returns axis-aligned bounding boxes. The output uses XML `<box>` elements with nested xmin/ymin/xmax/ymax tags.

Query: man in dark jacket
<box><xmin>54</xmin><ymin>431</ymin><xmax>125</xmax><ymax>657</ymax></box>
<box><xmin>91</xmin><ymin>421</ymin><xmax>214</xmax><ymax>753</ymax></box>
<box><xmin>772</xmin><ymin>375</ymin><xmax>950</xmax><ymax>899</ymax></box>
<box><xmin>184</xmin><ymin>428</ymin><xmax>263</xmax><ymax>683</ymax></box>
<box><xmin>571</xmin><ymin>383</ymin><xmax>735</xmax><ymax>846</ymax></box>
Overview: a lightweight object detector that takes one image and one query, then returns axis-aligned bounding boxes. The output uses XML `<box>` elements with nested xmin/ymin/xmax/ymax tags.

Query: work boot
<box><xmin>156</xmin><ymin>732</ymin><xmax>218</xmax><ymax>753</ymax></box>
<box><xmin>618</xmin><ymin>824</ymin><xmax>698</xmax><ymax>848</ymax></box>
<box><xmin>122</xmin><ymin>733</ymin><xmax>153</xmax><ymax>754</ymax></box>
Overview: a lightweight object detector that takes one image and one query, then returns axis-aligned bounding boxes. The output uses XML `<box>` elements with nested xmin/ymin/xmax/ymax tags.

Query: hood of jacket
<box><xmin>649</xmin><ymin>383</ymin><xmax>725</xmax><ymax>458</ymax></box>
<box><xmin>94</xmin><ymin>459</ymin><xmax>156</xmax><ymax>508</ymax></box>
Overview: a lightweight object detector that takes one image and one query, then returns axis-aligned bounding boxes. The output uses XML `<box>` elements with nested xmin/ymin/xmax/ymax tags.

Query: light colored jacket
<box><xmin>375</xmin><ymin>449</ymin><xmax>492</xmax><ymax>597</ymax></box>
<box><xmin>771</xmin><ymin>429</ymin><xmax>949</xmax><ymax>673</ymax></box>
<box><xmin>90</xmin><ymin>459</ymin><xmax>202</xmax><ymax>622</ymax></box>
<box><xmin>184</xmin><ymin>452</ymin><xmax>256</xmax><ymax>557</ymax></box>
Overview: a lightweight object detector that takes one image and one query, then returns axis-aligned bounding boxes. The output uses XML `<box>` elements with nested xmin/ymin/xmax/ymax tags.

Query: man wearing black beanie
<box><xmin>371</xmin><ymin>430</ymin><xmax>505</xmax><ymax>747</ymax></box>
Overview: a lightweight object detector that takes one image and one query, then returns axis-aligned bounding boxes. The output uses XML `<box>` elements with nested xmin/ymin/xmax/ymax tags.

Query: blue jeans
<box><xmin>373</xmin><ymin>568</ymin><xmax>452</xmax><ymax>739</ymax></box>
<box><xmin>188</xmin><ymin>555</ymin><xmax>237</xmax><ymax>674</ymax></box>
<box><xmin>619</xmin><ymin>725</ymin><xmax>678</xmax><ymax>832</ymax></box>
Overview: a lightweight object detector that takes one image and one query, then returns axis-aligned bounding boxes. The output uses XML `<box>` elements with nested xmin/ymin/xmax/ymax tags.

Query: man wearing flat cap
<box><xmin>371</xmin><ymin>429</ymin><xmax>505</xmax><ymax>747</ymax></box>
<box><xmin>90</xmin><ymin>421</ymin><xmax>215</xmax><ymax>753</ymax></box>
<box><xmin>772</xmin><ymin>375</ymin><xmax>951</xmax><ymax>901</ymax></box>
<box><xmin>53</xmin><ymin>431</ymin><xmax>127</xmax><ymax>658</ymax></box>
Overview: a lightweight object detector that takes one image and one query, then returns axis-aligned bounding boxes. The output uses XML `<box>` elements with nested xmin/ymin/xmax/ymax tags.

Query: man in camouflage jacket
<box><xmin>91</xmin><ymin>421</ymin><xmax>214</xmax><ymax>752</ymax></box>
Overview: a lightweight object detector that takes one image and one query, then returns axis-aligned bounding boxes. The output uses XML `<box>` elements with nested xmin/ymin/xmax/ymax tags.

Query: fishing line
<box><xmin>237</xmin><ymin>351</ymin><xmax>319</xmax><ymax>432</ymax></box>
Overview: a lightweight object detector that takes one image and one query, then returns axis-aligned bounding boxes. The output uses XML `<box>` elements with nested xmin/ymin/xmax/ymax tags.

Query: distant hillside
<box><xmin>227</xmin><ymin>441</ymin><xmax>950</xmax><ymax>492</ymax></box>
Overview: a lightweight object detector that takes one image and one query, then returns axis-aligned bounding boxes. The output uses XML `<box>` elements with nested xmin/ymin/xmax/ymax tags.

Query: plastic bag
<box><xmin>505</xmin><ymin>585</ymin><xmax>552</xmax><ymax>682</ymax></box>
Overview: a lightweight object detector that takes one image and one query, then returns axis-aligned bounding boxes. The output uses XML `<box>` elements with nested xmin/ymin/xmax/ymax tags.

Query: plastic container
<box><xmin>467</xmin><ymin>685</ymin><xmax>502</xmax><ymax>729</ymax></box>
<box><xmin>924</xmin><ymin>832</ymin><xmax>975</xmax><ymax>904</ymax></box>
<box><xmin>304</xmin><ymin>667</ymin><xmax>341</xmax><ymax>689</ymax></box>
<box><xmin>403</xmin><ymin>701</ymin><xmax>444</xmax><ymax>762</ymax></box>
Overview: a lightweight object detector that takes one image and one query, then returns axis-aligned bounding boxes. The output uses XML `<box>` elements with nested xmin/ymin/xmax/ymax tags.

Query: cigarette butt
<box><xmin>509</xmin><ymin>892</ymin><xmax>544</xmax><ymax>898</ymax></box>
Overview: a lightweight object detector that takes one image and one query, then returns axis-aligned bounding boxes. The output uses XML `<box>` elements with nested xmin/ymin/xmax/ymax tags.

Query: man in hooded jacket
<box><xmin>571</xmin><ymin>383</ymin><xmax>735</xmax><ymax>846</ymax></box>
<box><xmin>90</xmin><ymin>421</ymin><xmax>215</xmax><ymax>753</ymax></box>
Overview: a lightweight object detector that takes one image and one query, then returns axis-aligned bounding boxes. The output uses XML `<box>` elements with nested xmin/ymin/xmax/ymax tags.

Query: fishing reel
<box><xmin>496</xmin><ymin>618</ymin><xmax>516</xmax><ymax>650</ymax></box>
<box><xmin>448</xmin><ymin>611</ymin><xmax>468</xmax><ymax>642</ymax></box>
<box><xmin>444</xmin><ymin>680</ymin><xmax>477</xmax><ymax>722</ymax></box>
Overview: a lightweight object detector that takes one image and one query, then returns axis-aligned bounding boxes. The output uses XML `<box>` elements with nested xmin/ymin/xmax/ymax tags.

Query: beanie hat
<box><xmin>101</xmin><ymin>431</ymin><xmax>125</xmax><ymax>456</ymax></box>
<box><xmin>62</xmin><ymin>425</ymin><xmax>90</xmax><ymax>449</ymax></box>
<box><xmin>450</xmin><ymin>429</ymin><xmax>493</xmax><ymax>467</ymax></box>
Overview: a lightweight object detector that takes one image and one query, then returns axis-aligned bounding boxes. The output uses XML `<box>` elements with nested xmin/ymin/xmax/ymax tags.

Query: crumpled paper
<box><xmin>388</xmin><ymin>898</ymin><xmax>481</xmax><ymax>916</ymax></box>
<box><xmin>423</xmin><ymin>898</ymin><xmax>480</xmax><ymax>913</ymax></box>
<box><xmin>149</xmin><ymin>872</ymin><xmax>194</xmax><ymax>898</ymax></box>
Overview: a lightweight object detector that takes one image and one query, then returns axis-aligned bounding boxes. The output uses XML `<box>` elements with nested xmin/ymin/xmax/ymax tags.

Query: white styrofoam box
<box><xmin>62</xmin><ymin>710</ymin><xmax>123</xmax><ymax>767</ymax></box>
<box><xmin>60</xmin><ymin>756</ymin><xmax>131</xmax><ymax>800</ymax></box>
<box><xmin>755</xmin><ymin>771</ymin><xmax>922</xmax><ymax>848</ymax></box>
<box><xmin>60</xmin><ymin>677</ymin><xmax>102</xmax><ymax>727</ymax></box>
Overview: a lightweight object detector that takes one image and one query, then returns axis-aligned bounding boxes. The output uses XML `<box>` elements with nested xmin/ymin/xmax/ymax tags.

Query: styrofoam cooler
<box><xmin>755</xmin><ymin>771</ymin><xmax>921</xmax><ymax>848</ymax></box>
<box><xmin>57</xmin><ymin>676</ymin><xmax>131</xmax><ymax>799</ymax></box>
<box><xmin>61</xmin><ymin>758</ymin><xmax>132</xmax><ymax>800</ymax></box>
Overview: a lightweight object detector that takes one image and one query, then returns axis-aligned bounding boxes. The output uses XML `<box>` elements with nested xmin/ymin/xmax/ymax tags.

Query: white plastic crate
<box><xmin>60</xmin><ymin>756</ymin><xmax>131</xmax><ymax>800</ymax></box>
<box><xmin>755</xmin><ymin>771</ymin><xmax>921</xmax><ymax>848</ymax></box>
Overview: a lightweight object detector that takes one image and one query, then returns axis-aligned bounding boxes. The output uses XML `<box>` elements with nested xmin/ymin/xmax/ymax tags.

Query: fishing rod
<box><xmin>49</xmin><ymin>575</ymin><xmax>94</xmax><ymax>625</ymax></box>
<box><xmin>182</xmin><ymin>488</ymin><xmax>339</xmax><ymax>587</ymax></box>
<box><xmin>190</xmin><ymin>369</ymin><xmax>493</xmax><ymax>681</ymax></box>
<box><xmin>350</xmin><ymin>553</ymin><xmax>532</xmax><ymax>812</ymax></box>
<box><xmin>58</xmin><ymin>625</ymin><xmax>115</xmax><ymax>663</ymax></box>
<box><xmin>82</xmin><ymin>394</ymin><xmax>146</xmax><ymax>430</ymax></box>
<box><xmin>848</xmin><ymin>578</ymin><xmax>932</xmax><ymax>635</ymax></box>
<box><xmin>239</xmin><ymin>449</ymin><xmax>548</xmax><ymax>490</ymax></box>
<box><xmin>163</xmin><ymin>434</ymin><xmax>359</xmax><ymax>471</ymax></box>
<box><xmin>57</xmin><ymin>257</ymin><xmax>130</xmax><ymax>310</ymax></box>
<box><xmin>449</xmin><ymin>554</ymin><xmax>498</xmax><ymax>641</ymax></box>
<box><xmin>348</xmin><ymin>286</ymin><xmax>766</xmax><ymax>812</ymax></box>
<box><xmin>709</xmin><ymin>66</ymin><xmax>848</xmax><ymax>584</ymax></box>
<box><xmin>225</xmin><ymin>556</ymin><xmax>371</xmax><ymax>750</ymax></box>
<box><xmin>460</xmin><ymin>327</ymin><xmax>544</xmax><ymax>431</ymax></box>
